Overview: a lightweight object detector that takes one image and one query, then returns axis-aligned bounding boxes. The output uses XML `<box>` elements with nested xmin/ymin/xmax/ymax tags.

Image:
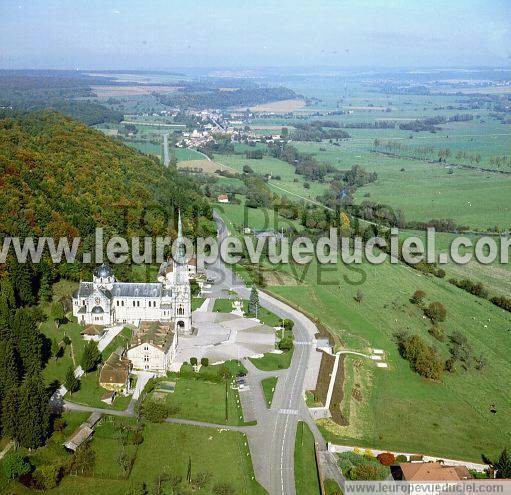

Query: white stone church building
<box><xmin>73</xmin><ymin>214</ymin><xmax>192</xmax><ymax>334</ymax></box>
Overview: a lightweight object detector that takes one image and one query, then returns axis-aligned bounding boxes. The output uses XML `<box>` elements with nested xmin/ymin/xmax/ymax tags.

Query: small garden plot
<box><xmin>155</xmin><ymin>381</ymin><xmax>175</xmax><ymax>393</ymax></box>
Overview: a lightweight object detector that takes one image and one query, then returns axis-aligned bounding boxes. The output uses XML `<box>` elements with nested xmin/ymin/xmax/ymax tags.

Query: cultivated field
<box><xmin>245</xmin><ymin>98</ymin><xmax>306</xmax><ymax>113</ymax></box>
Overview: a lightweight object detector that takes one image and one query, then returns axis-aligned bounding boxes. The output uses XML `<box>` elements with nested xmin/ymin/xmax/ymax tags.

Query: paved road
<box><xmin>63</xmin><ymin>214</ymin><xmax>338</xmax><ymax>494</ymax></box>
<box><xmin>207</xmin><ymin>212</ymin><xmax>324</xmax><ymax>495</ymax></box>
<box><xmin>163</xmin><ymin>133</ymin><xmax>170</xmax><ymax>167</ymax></box>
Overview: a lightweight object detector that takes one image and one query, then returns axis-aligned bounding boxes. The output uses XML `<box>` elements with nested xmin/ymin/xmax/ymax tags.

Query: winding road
<box><xmin>63</xmin><ymin>213</ymin><xmax>337</xmax><ymax>494</ymax></box>
<box><xmin>208</xmin><ymin>212</ymin><xmax>329</xmax><ymax>494</ymax></box>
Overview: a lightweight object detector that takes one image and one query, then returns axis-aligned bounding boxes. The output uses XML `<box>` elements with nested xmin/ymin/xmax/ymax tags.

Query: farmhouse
<box><xmin>99</xmin><ymin>350</ymin><xmax>131</xmax><ymax>394</ymax></box>
<box><xmin>217</xmin><ymin>194</ymin><xmax>229</xmax><ymax>203</ymax></box>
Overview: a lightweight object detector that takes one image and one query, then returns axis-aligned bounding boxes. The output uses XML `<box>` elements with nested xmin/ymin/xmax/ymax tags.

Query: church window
<box><xmin>177</xmin><ymin>306</ymin><xmax>184</xmax><ymax>316</ymax></box>
<box><xmin>122</xmin><ymin>301</ymin><xmax>124</xmax><ymax>307</ymax></box>
<box><xmin>137</xmin><ymin>301</ymin><xmax>140</xmax><ymax>307</ymax></box>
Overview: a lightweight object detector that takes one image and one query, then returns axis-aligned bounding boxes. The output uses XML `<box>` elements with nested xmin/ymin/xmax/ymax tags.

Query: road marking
<box><xmin>294</xmin><ymin>341</ymin><xmax>314</xmax><ymax>346</ymax></box>
<box><xmin>279</xmin><ymin>409</ymin><xmax>298</xmax><ymax>415</ymax></box>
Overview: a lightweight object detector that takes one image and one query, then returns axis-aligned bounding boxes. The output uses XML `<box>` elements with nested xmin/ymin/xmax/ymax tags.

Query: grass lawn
<box><xmin>352</xmin><ymin>153</ymin><xmax>511</xmax><ymax>230</ymax></box>
<box><xmin>66</xmin><ymin>370</ymin><xmax>132</xmax><ymax>411</ymax></box>
<box><xmin>266</xmin><ymin>256</ymin><xmax>511</xmax><ymax>462</ymax></box>
<box><xmin>294</xmin><ymin>421</ymin><xmax>321</xmax><ymax>495</ymax></box>
<box><xmin>40</xmin><ymin>317</ymin><xmax>86</xmax><ymax>387</ymax></box>
<box><xmin>324</xmin><ymin>479</ymin><xmax>343</xmax><ymax>495</ymax></box>
<box><xmin>4</xmin><ymin>419</ymin><xmax>266</xmax><ymax>495</ymax></box>
<box><xmin>261</xmin><ymin>377</ymin><xmax>278</xmax><ymax>408</ymax></box>
<box><xmin>213</xmin><ymin>298</ymin><xmax>282</xmax><ymax>327</ymax></box>
<box><xmin>146</xmin><ymin>362</ymin><xmax>248</xmax><ymax>426</ymax></box>
<box><xmin>100</xmin><ymin>327</ymin><xmax>133</xmax><ymax>359</ymax></box>
<box><xmin>191</xmin><ymin>297</ymin><xmax>205</xmax><ymax>310</ymax></box>
<box><xmin>249</xmin><ymin>348</ymin><xmax>294</xmax><ymax>371</ymax></box>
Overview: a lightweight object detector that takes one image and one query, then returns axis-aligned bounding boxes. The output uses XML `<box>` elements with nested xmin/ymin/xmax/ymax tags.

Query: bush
<box><xmin>396</xmin><ymin>455</ymin><xmax>408</xmax><ymax>463</ymax></box>
<box><xmin>435</xmin><ymin>268</ymin><xmax>446</xmax><ymax>278</ymax></box>
<box><xmin>449</xmin><ymin>278</ymin><xmax>488</xmax><ymax>299</ymax></box>
<box><xmin>2</xmin><ymin>452</ymin><xmax>32</xmax><ymax>480</ymax></box>
<box><xmin>213</xmin><ymin>482</ymin><xmax>236</xmax><ymax>495</ymax></box>
<box><xmin>190</xmin><ymin>357</ymin><xmax>198</xmax><ymax>366</ymax></box>
<box><xmin>350</xmin><ymin>462</ymin><xmax>389</xmax><ymax>480</ymax></box>
<box><xmin>429</xmin><ymin>325</ymin><xmax>445</xmax><ymax>342</ymax></box>
<box><xmin>278</xmin><ymin>336</ymin><xmax>293</xmax><ymax>351</ymax></box>
<box><xmin>424</xmin><ymin>301</ymin><xmax>447</xmax><ymax>323</ymax></box>
<box><xmin>132</xmin><ymin>431</ymin><xmax>144</xmax><ymax>445</ymax></box>
<box><xmin>490</xmin><ymin>296</ymin><xmax>511</xmax><ymax>313</ymax></box>
<box><xmin>397</xmin><ymin>333</ymin><xmax>444</xmax><ymax>380</ymax></box>
<box><xmin>377</xmin><ymin>452</ymin><xmax>396</xmax><ymax>466</ymax></box>
<box><xmin>143</xmin><ymin>401</ymin><xmax>172</xmax><ymax>423</ymax></box>
<box><xmin>410</xmin><ymin>290</ymin><xmax>426</xmax><ymax>305</ymax></box>
<box><xmin>53</xmin><ymin>417</ymin><xmax>67</xmax><ymax>431</ymax></box>
<box><xmin>33</xmin><ymin>464</ymin><xmax>63</xmax><ymax>490</ymax></box>
<box><xmin>200</xmin><ymin>357</ymin><xmax>209</xmax><ymax>367</ymax></box>
<box><xmin>282</xmin><ymin>319</ymin><xmax>294</xmax><ymax>331</ymax></box>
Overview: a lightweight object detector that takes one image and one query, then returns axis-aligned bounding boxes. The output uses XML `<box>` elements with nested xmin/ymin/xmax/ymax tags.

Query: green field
<box><xmin>146</xmin><ymin>367</ymin><xmax>247</xmax><ymax>426</ymax></box>
<box><xmin>263</xmin><ymin>255</ymin><xmax>510</xmax><ymax>462</ymax></box>
<box><xmin>2</xmin><ymin>418</ymin><xmax>265</xmax><ymax>495</ymax></box>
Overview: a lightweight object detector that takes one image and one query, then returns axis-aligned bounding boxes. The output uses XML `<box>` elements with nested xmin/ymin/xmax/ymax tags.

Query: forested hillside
<box><xmin>0</xmin><ymin>110</ymin><xmax>213</xmax><ymax>299</ymax></box>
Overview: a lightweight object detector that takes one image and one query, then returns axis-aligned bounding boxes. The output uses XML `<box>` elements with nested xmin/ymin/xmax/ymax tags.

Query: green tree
<box><xmin>70</xmin><ymin>441</ymin><xmax>95</xmax><ymax>475</ymax></box>
<box><xmin>2</xmin><ymin>388</ymin><xmax>19</xmax><ymax>445</ymax></box>
<box><xmin>0</xmin><ymin>339</ymin><xmax>20</xmax><ymax>393</ymax></box>
<box><xmin>248</xmin><ymin>286</ymin><xmax>260</xmax><ymax>316</ymax></box>
<box><xmin>10</xmin><ymin>260</ymin><xmax>36</xmax><ymax>307</ymax></box>
<box><xmin>2</xmin><ymin>452</ymin><xmax>32</xmax><ymax>479</ymax></box>
<box><xmin>11</xmin><ymin>308</ymin><xmax>43</xmax><ymax>374</ymax></box>
<box><xmin>0</xmin><ymin>278</ymin><xmax>15</xmax><ymax>330</ymax></box>
<box><xmin>81</xmin><ymin>340</ymin><xmax>101</xmax><ymax>373</ymax></box>
<box><xmin>17</xmin><ymin>372</ymin><xmax>51</xmax><ymax>449</ymax></box>
<box><xmin>51</xmin><ymin>301</ymin><xmax>66</xmax><ymax>328</ymax></box>
<box><xmin>483</xmin><ymin>448</ymin><xmax>511</xmax><ymax>479</ymax></box>
<box><xmin>64</xmin><ymin>366</ymin><xmax>80</xmax><ymax>394</ymax></box>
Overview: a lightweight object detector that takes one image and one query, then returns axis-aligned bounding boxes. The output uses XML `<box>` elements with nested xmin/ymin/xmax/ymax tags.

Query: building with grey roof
<box><xmin>72</xmin><ymin>212</ymin><xmax>192</xmax><ymax>339</ymax></box>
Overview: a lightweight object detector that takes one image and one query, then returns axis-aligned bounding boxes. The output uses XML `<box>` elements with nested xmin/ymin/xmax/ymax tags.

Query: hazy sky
<box><xmin>0</xmin><ymin>0</ymin><xmax>510</xmax><ymax>69</ymax></box>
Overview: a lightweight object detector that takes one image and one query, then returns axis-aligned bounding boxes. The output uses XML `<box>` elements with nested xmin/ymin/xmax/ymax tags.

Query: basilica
<box><xmin>72</xmin><ymin>213</ymin><xmax>192</xmax><ymax>336</ymax></box>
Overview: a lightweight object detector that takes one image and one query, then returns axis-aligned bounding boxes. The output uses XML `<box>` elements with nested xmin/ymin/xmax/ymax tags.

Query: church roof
<box><xmin>111</xmin><ymin>283</ymin><xmax>162</xmax><ymax>298</ymax></box>
<box><xmin>75</xmin><ymin>282</ymin><xmax>94</xmax><ymax>298</ymax></box>
<box><xmin>94</xmin><ymin>264</ymin><xmax>114</xmax><ymax>278</ymax></box>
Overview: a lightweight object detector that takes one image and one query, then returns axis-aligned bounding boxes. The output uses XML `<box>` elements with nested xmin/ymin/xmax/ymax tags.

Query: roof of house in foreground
<box><xmin>396</xmin><ymin>462</ymin><xmax>472</xmax><ymax>481</ymax></box>
<box><xmin>99</xmin><ymin>351</ymin><xmax>130</xmax><ymax>386</ymax></box>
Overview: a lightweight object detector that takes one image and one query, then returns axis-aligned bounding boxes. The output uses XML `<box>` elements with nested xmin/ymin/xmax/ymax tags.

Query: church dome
<box><xmin>92</xmin><ymin>306</ymin><xmax>104</xmax><ymax>314</ymax></box>
<box><xmin>93</xmin><ymin>264</ymin><xmax>114</xmax><ymax>279</ymax></box>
